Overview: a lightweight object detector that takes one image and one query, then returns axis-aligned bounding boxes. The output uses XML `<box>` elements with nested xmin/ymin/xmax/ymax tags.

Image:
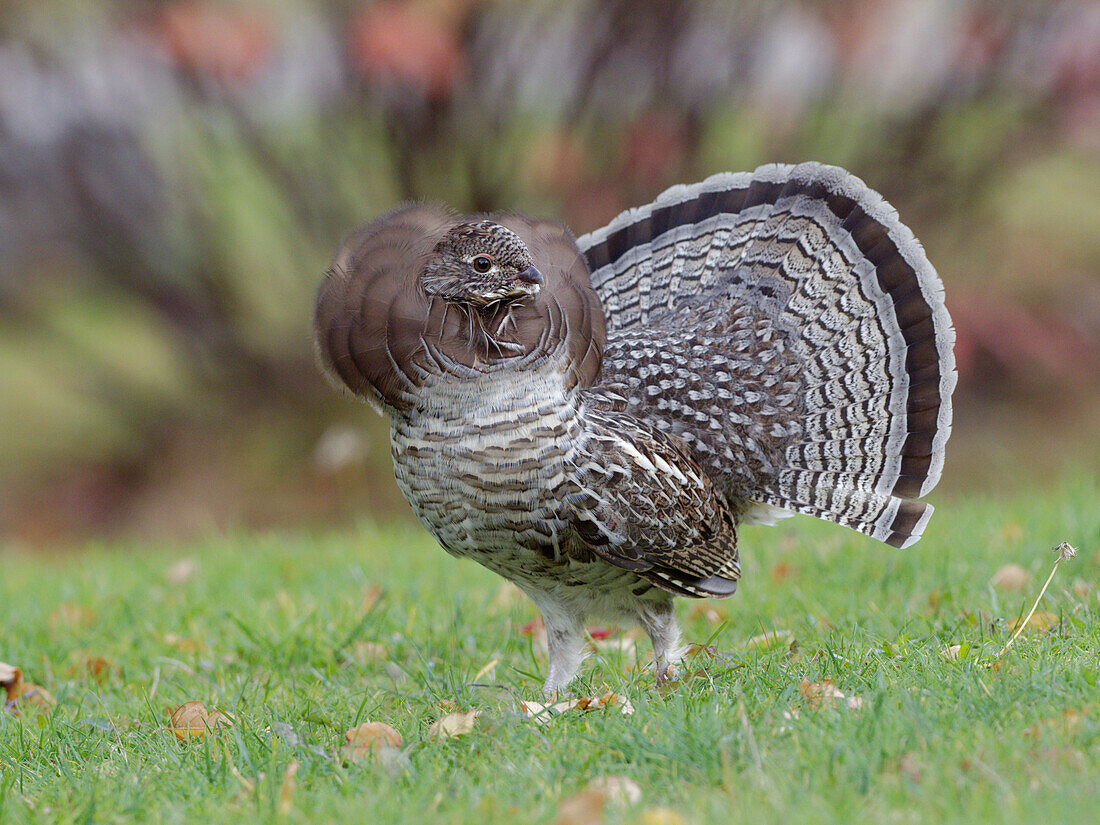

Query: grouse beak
<box><xmin>517</xmin><ymin>265</ymin><xmax>544</xmax><ymax>286</ymax></box>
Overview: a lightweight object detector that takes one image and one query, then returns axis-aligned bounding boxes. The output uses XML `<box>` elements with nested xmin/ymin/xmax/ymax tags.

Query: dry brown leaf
<box><xmin>277</xmin><ymin>759</ymin><xmax>299</xmax><ymax>816</ymax></box>
<box><xmin>593</xmin><ymin>691</ymin><xmax>634</xmax><ymax>715</ymax></box>
<box><xmin>1010</xmin><ymin>610</ymin><xmax>1057</xmax><ymax>633</ymax></box>
<box><xmin>991</xmin><ymin>563</ymin><xmax>1030</xmax><ymax>591</ymax></box>
<box><xmin>770</xmin><ymin>561</ymin><xmax>798</xmax><ymax>584</ymax></box>
<box><xmin>520</xmin><ymin>692</ymin><xmax>634</xmax><ymax>724</ymax></box>
<box><xmin>588</xmin><ymin>775</ymin><xmax>642</xmax><ymax>807</ymax></box>
<box><xmin>473</xmin><ymin>658</ymin><xmax>499</xmax><ymax>681</ymax></box>
<box><xmin>169</xmin><ymin>701</ymin><xmax>235</xmax><ymax>741</ymax></box>
<box><xmin>519</xmin><ymin>698</ymin><xmax>574</xmax><ymax>723</ymax></box>
<box><xmin>361</xmin><ymin>585</ymin><xmax>383</xmax><ymax>613</ymax></box>
<box><xmin>1</xmin><ymin>662</ymin><xmax>55</xmax><ymax>715</ymax></box>
<box><xmin>746</xmin><ymin>629</ymin><xmax>795</xmax><ymax>650</ymax></box>
<box><xmin>641</xmin><ymin>808</ymin><xmax>688</xmax><ymax>825</ymax></box>
<box><xmin>926</xmin><ymin>589</ymin><xmax>943</xmax><ymax>611</ymax></box>
<box><xmin>166</xmin><ymin>558</ymin><xmax>198</xmax><ymax>585</ymax></box>
<box><xmin>899</xmin><ymin>752</ymin><xmax>923</xmax><ymax>784</ymax></box>
<box><xmin>68</xmin><ymin>652</ymin><xmax>115</xmax><ymax>684</ymax></box>
<box><xmin>427</xmin><ymin>710</ymin><xmax>480</xmax><ymax>739</ymax></box>
<box><xmin>163</xmin><ymin>632</ymin><xmax>205</xmax><ymax>653</ymax></box>
<box><xmin>555</xmin><ymin>786</ymin><xmax>607</xmax><ymax>825</ymax></box>
<box><xmin>350</xmin><ymin>641</ymin><xmax>388</xmax><ymax>663</ymax></box>
<box><xmin>799</xmin><ymin>678</ymin><xmax>863</xmax><ymax>710</ymax></box>
<box><xmin>341</xmin><ymin>721</ymin><xmax>402</xmax><ymax>762</ymax></box>
<box><xmin>49</xmin><ymin>602</ymin><xmax>95</xmax><ymax>630</ymax></box>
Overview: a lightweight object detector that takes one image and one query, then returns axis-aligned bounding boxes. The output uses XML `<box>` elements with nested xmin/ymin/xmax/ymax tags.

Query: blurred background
<box><xmin>2</xmin><ymin>0</ymin><xmax>1099</xmax><ymax>550</ymax></box>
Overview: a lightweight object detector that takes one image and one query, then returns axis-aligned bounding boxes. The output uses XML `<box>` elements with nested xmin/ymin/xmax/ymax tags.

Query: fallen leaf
<box><xmin>361</xmin><ymin>585</ymin><xmax>383</xmax><ymax>613</ymax></box>
<box><xmin>594</xmin><ymin>691</ymin><xmax>634</xmax><ymax>716</ymax></box>
<box><xmin>770</xmin><ymin>561</ymin><xmax>798</xmax><ymax>584</ymax></box>
<box><xmin>588</xmin><ymin>775</ymin><xmax>642</xmax><ymax>806</ymax></box>
<box><xmin>351</xmin><ymin>641</ymin><xmax>388</xmax><ymax>663</ymax></box>
<box><xmin>997</xmin><ymin>522</ymin><xmax>1023</xmax><ymax>544</ymax></box>
<box><xmin>799</xmin><ymin>678</ymin><xmax>863</xmax><ymax>710</ymax></box>
<box><xmin>169</xmin><ymin>701</ymin><xmax>235</xmax><ymax>741</ymax></box>
<box><xmin>472</xmin><ymin>658</ymin><xmax>499</xmax><ymax>682</ymax></box>
<box><xmin>68</xmin><ymin>652</ymin><xmax>115</xmax><ymax>684</ymax></box>
<box><xmin>276</xmin><ymin>759</ymin><xmax>299</xmax><ymax>815</ymax></box>
<box><xmin>685</xmin><ymin>643</ymin><xmax>722</xmax><ymax>660</ymax></box>
<box><xmin>1</xmin><ymin>662</ymin><xmax>56</xmax><ymax>715</ymax></box>
<box><xmin>520</xmin><ymin>692</ymin><xmax>634</xmax><ymax>724</ymax></box>
<box><xmin>163</xmin><ymin>632</ymin><xmax>205</xmax><ymax>653</ymax></box>
<box><xmin>166</xmin><ymin>558</ymin><xmax>198</xmax><ymax>585</ymax></box>
<box><xmin>641</xmin><ymin>808</ymin><xmax>688</xmax><ymax>825</ymax></box>
<box><xmin>427</xmin><ymin>710</ymin><xmax>480</xmax><ymax>739</ymax></box>
<box><xmin>49</xmin><ymin>602</ymin><xmax>95</xmax><ymax>630</ymax></box>
<box><xmin>341</xmin><ymin>721</ymin><xmax>402</xmax><ymax>762</ymax></box>
<box><xmin>556</xmin><ymin>786</ymin><xmax>606</xmax><ymax>825</ymax></box>
<box><xmin>899</xmin><ymin>752</ymin><xmax>923</xmax><ymax>783</ymax></box>
<box><xmin>746</xmin><ymin>629</ymin><xmax>795</xmax><ymax>650</ymax></box>
<box><xmin>518</xmin><ymin>698</ymin><xmax>574</xmax><ymax>723</ymax></box>
<box><xmin>991</xmin><ymin>564</ymin><xmax>1030</xmax><ymax>591</ymax></box>
<box><xmin>926</xmin><ymin>589</ymin><xmax>943</xmax><ymax>611</ymax></box>
<box><xmin>1010</xmin><ymin>610</ymin><xmax>1057</xmax><ymax>633</ymax></box>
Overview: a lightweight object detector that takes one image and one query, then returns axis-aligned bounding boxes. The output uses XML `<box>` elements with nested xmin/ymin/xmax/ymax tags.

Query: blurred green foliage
<box><xmin>1</xmin><ymin>0</ymin><xmax>1099</xmax><ymax>544</ymax></box>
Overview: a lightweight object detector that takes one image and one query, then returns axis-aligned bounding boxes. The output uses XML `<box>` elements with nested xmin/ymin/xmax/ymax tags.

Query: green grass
<box><xmin>2</xmin><ymin>477</ymin><xmax>1099</xmax><ymax>824</ymax></box>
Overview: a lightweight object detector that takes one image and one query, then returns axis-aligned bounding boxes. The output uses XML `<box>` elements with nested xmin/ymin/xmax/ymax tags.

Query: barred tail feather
<box><xmin>579</xmin><ymin>162</ymin><xmax>956</xmax><ymax>548</ymax></box>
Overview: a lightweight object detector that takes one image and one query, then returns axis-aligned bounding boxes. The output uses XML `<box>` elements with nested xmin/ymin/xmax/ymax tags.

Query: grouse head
<box><xmin>314</xmin><ymin>204</ymin><xmax>606</xmax><ymax>412</ymax></box>
<box><xmin>421</xmin><ymin>221</ymin><xmax>544</xmax><ymax>307</ymax></box>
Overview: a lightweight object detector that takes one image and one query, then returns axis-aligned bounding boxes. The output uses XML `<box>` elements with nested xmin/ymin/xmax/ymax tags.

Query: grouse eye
<box><xmin>472</xmin><ymin>255</ymin><xmax>493</xmax><ymax>273</ymax></box>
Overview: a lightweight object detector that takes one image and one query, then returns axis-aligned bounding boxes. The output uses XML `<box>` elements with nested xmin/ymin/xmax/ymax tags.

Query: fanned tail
<box><xmin>578</xmin><ymin>162</ymin><xmax>956</xmax><ymax>548</ymax></box>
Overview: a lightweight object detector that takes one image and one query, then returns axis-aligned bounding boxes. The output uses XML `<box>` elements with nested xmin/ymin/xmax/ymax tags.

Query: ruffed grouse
<box><xmin>314</xmin><ymin>163</ymin><xmax>956</xmax><ymax>691</ymax></box>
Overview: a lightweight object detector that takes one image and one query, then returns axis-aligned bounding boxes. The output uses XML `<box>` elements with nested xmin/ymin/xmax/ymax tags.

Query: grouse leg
<box><xmin>639</xmin><ymin>603</ymin><xmax>687</xmax><ymax>684</ymax></box>
<box><xmin>536</xmin><ymin>601</ymin><xmax>587</xmax><ymax>695</ymax></box>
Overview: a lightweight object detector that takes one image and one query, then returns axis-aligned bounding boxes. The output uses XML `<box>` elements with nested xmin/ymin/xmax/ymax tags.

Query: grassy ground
<box><xmin>2</xmin><ymin>476</ymin><xmax>1099</xmax><ymax>824</ymax></box>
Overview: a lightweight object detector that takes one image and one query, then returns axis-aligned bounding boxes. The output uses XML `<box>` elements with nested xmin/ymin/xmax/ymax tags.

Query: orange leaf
<box><xmin>991</xmin><ymin>564</ymin><xmax>1030</xmax><ymax>591</ymax></box>
<box><xmin>342</xmin><ymin>721</ymin><xmax>402</xmax><ymax>762</ymax></box>
<box><xmin>1011</xmin><ymin>610</ymin><xmax>1057</xmax><ymax>633</ymax></box>
<box><xmin>799</xmin><ymin>678</ymin><xmax>863</xmax><ymax>710</ymax></box>
<box><xmin>555</xmin><ymin>787</ymin><xmax>605</xmax><ymax>825</ymax></box>
<box><xmin>1</xmin><ymin>661</ymin><xmax>55</xmax><ymax>715</ymax></box>
<box><xmin>169</xmin><ymin>701</ymin><xmax>234</xmax><ymax>741</ymax></box>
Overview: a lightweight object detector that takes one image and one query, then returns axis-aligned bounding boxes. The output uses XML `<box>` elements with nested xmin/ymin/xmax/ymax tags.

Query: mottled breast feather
<box><xmin>314</xmin><ymin>203</ymin><xmax>606</xmax><ymax>411</ymax></box>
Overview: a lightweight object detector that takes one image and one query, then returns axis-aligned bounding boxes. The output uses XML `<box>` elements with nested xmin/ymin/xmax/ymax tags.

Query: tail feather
<box><xmin>579</xmin><ymin>162</ymin><xmax>955</xmax><ymax>547</ymax></box>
